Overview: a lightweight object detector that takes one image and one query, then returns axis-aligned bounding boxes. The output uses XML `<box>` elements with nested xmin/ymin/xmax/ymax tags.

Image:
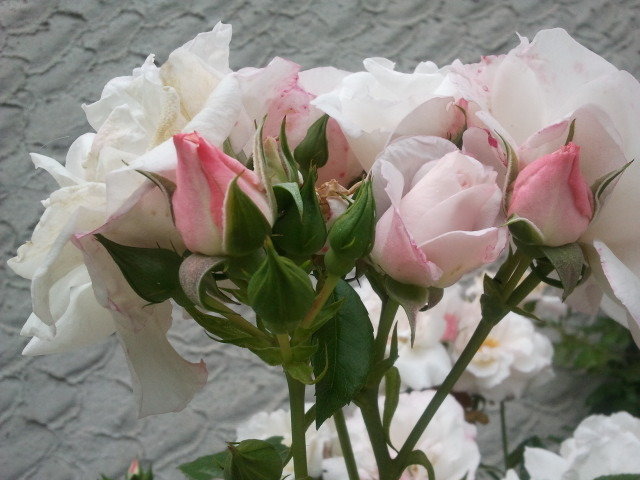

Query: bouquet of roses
<box><xmin>9</xmin><ymin>22</ymin><xmax>640</xmax><ymax>480</ymax></box>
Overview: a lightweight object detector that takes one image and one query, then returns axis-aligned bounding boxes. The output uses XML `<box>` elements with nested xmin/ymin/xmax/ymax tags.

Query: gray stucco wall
<box><xmin>2</xmin><ymin>1</ymin><xmax>639</xmax><ymax>479</ymax></box>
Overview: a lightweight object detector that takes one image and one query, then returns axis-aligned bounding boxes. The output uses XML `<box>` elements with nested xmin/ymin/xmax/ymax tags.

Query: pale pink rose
<box><xmin>452</xmin><ymin>28</ymin><xmax>640</xmax><ymax>341</ymax></box>
<box><xmin>508</xmin><ymin>143</ymin><xmax>594</xmax><ymax>246</ymax></box>
<box><xmin>233</xmin><ymin>58</ymin><xmax>363</xmax><ymax>186</ymax></box>
<box><xmin>371</xmin><ymin>136</ymin><xmax>507</xmax><ymax>288</ymax></box>
<box><xmin>172</xmin><ymin>132</ymin><xmax>273</xmax><ymax>255</ymax></box>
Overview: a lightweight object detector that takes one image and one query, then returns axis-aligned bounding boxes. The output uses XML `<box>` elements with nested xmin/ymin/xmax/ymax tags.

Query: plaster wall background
<box><xmin>1</xmin><ymin>1</ymin><xmax>639</xmax><ymax>478</ymax></box>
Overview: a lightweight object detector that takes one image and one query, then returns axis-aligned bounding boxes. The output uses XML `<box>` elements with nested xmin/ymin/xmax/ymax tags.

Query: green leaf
<box><xmin>224</xmin><ymin>439</ymin><xmax>283</xmax><ymax>480</ymax></box>
<box><xmin>95</xmin><ymin>234</ymin><xmax>182</xmax><ymax>304</ymax></box>
<box><xmin>247</xmin><ymin>244</ymin><xmax>315</xmax><ymax>334</ymax></box>
<box><xmin>541</xmin><ymin>243</ymin><xmax>586</xmax><ymax>300</ymax></box>
<box><xmin>294</xmin><ymin>114</ymin><xmax>330</xmax><ymax>176</ymax></box>
<box><xmin>383</xmin><ymin>366</ymin><xmax>401</xmax><ymax>450</ymax></box>
<box><xmin>178</xmin><ymin>438</ymin><xmax>288</xmax><ymax>480</ymax></box>
<box><xmin>224</xmin><ymin>177</ymin><xmax>272</xmax><ymax>256</ymax></box>
<box><xmin>312</xmin><ymin>279</ymin><xmax>374</xmax><ymax>427</ymax></box>
<box><xmin>178</xmin><ymin>451</ymin><xmax>227</xmax><ymax>480</ymax></box>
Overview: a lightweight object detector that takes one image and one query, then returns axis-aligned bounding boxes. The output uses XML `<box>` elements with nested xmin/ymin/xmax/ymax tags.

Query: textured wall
<box><xmin>2</xmin><ymin>1</ymin><xmax>639</xmax><ymax>479</ymax></box>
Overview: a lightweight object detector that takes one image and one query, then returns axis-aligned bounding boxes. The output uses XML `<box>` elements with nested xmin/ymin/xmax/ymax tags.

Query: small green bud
<box><xmin>294</xmin><ymin>114</ymin><xmax>330</xmax><ymax>177</ymax></box>
<box><xmin>325</xmin><ymin>179</ymin><xmax>375</xmax><ymax>276</ymax></box>
<box><xmin>247</xmin><ymin>243</ymin><xmax>315</xmax><ymax>334</ymax></box>
<box><xmin>224</xmin><ymin>177</ymin><xmax>272</xmax><ymax>256</ymax></box>
<box><xmin>224</xmin><ymin>439</ymin><xmax>283</xmax><ymax>480</ymax></box>
<box><xmin>273</xmin><ymin>168</ymin><xmax>327</xmax><ymax>257</ymax></box>
<box><xmin>263</xmin><ymin>136</ymin><xmax>290</xmax><ymax>185</ymax></box>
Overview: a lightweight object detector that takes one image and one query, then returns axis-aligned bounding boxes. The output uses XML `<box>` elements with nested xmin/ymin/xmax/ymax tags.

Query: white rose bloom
<box><xmin>352</xmin><ymin>278</ymin><xmax>452</xmax><ymax>390</ymax></box>
<box><xmin>323</xmin><ymin>391</ymin><xmax>480</xmax><ymax>480</ymax></box>
<box><xmin>7</xmin><ymin>22</ymin><xmax>239</xmax><ymax>416</ymax></box>
<box><xmin>452</xmin><ymin>303</ymin><xmax>554</xmax><ymax>401</ymax></box>
<box><xmin>313</xmin><ymin>58</ymin><xmax>462</xmax><ymax>170</ymax></box>
<box><xmin>507</xmin><ymin>412</ymin><xmax>640</xmax><ymax>480</ymax></box>
<box><xmin>236</xmin><ymin>406</ymin><xmax>334</xmax><ymax>479</ymax></box>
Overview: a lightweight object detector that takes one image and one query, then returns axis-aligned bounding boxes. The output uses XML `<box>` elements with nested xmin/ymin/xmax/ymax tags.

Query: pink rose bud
<box><xmin>173</xmin><ymin>132</ymin><xmax>273</xmax><ymax>256</ymax></box>
<box><xmin>127</xmin><ymin>459</ymin><xmax>140</xmax><ymax>477</ymax></box>
<box><xmin>508</xmin><ymin>143</ymin><xmax>594</xmax><ymax>247</ymax></box>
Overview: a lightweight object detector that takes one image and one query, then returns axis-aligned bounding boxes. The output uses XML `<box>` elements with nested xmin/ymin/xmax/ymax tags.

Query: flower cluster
<box><xmin>9</xmin><ymin>20</ymin><xmax>640</xmax><ymax>480</ymax></box>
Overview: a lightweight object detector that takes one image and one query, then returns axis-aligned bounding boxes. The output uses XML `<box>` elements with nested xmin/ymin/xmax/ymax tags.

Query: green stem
<box><xmin>502</xmin><ymin>252</ymin><xmax>531</xmax><ymax>297</ymax></box>
<box><xmin>394</xmin><ymin>317</ymin><xmax>496</xmax><ymax>473</ymax></box>
<box><xmin>358</xmin><ymin>388</ymin><xmax>394</xmax><ymax>479</ymax></box>
<box><xmin>500</xmin><ymin>400</ymin><xmax>509</xmax><ymax>471</ymax></box>
<box><xmin>299</xmin><ymin>274</ymin><xmax>340</xmax><ymax>331</ymax></box>
<box><xmin>286</xmin><ymin>373</ymin><xmax>309</xmax><ymax>479</ymax></box>
<box><xmin>393</xmin><ymin>255</ymin><xmax>548</xmax><ymax>477</ymax></box>
<box><xmin>277</xmin><ymin>334</ymin><xmax>293</xmax><ymax>363</ymax></box>
<box><xmin>374</xmin><ymin>298</ymin><xmax>399</xmax><ymax>363</ymax></box>
<box><xmin>333</xmin><ymin>409</ymin><xmax>361</xmax><ymax>480</ymax></box>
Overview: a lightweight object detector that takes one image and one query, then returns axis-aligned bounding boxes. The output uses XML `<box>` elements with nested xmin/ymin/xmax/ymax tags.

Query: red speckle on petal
<box><xmin>487</xmin><ymin>135</ymin><xmax>498</xmax><ymax>148</ymax></box>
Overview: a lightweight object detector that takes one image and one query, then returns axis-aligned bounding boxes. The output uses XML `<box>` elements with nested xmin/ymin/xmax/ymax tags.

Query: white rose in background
<box><xmin>370</xmin><ymin>136</ymin><xmax>507</xmax><ymax>289</ymax></box>
<box><xmin>505</xmin><ymin>412</ymin><xmax>640</xmax><ymax>480</ymax></box>
<box><xmin>323</xmin><ymin>391</ymin><xmax>480</xmax><ymax>480</ymax></box>
<box><xmin>236</xmin><ymin>406</ymin><xmax>334</xmax><ymax>479</ymax></box>
<box><xmin>313</xmin><ymin>57</ymin><xmax>464</xmax><ymax>170</ymax></box>
<box><xmin>452</xmin><ymin>298</ymin><xmax>554</xmax><ymax>401</ymax></box>
<box><xmin>451</xmin><ymin>28</ymin><xmax>640</xmax><ymax>342</ymax></box>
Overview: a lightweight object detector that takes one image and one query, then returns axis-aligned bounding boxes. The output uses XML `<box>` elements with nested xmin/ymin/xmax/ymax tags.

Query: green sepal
<box><xmin>294</xmin><ymin>114</ymin><xmax>330</xmax><ymax>177</ymax></box>
<box><xmin>325</xmin><ymin>179</ymin><xmax>376</xmax><ymax>276</ymax></box>
<box><xmin>262</xmin><ymin>136</ymin><xmax>290</xmax><ymax>185</ymax></box>
<box><xmin>497</xmin><ymin>133</ymin><xmax>519</xmax><ymax>212</ymax></box>
<box><xmin>564</xmin><ymin>118</ymin><xmax>576</xmax><ymax>145</ymax></box>
<box><xmin>225</xmin><ymin>249</ymin><xmax>266</xmax><ymax>285</ymax></box>
<box><xmin>224</xmin><ymin>439</ymin><xmax>283</xmax><ymax>480</ymax></box>
<box><xmin>95</xmin><ymin>234</ymin><xmax>181</xmax><ymax>304</ymax></box>
<box><xmin>541</xmin><ymin>243</ymin><xmax>586</xmax><ymax>300</ymax></box>
<box><xmin>247</xmin><ymin>243</ymin><xmax>315</xmax><ymax>334</ymax></box>
<box><xmin>480</xmin><ymin>274</ymin><xmax>510</xmax><ymax>325</ymax></box>
<box><xmin>224</xmin><ymin>177</ymin><xmax>272</xmax><ymax>256</ymax></box>
<box><xmin>506</xmin><ymin>215</ymin><xmax>545</xmax><ymax>247</ymax></box>
<box><xmin>591</xmin><ymin>160</ymin><xmax>633</xmax><ymax>218</ymax></box>
<box><xmin>284</xmin><ymin>361</ymin><xmax>317</xmax><ymax>385</ymax></box>
<box><xmin>251</xmin><ymin>344</ymin><xmax>318</xmax><ymax>367</ymax></box>
<box><xmin>279</xmin><ymin>116</ymin><xmax>299</xmax><ymax>182</ymax></box>
<box><xmin>312</xmin><ymin>279</ymin><xmax>374</xmax><ymax>428</ymax></box>
<box><xmin>223</xmin><ymin>137</ymin><xmax>248</xmax><ymax>165</ymax></box>
<box><xmin>273</xmin><ymin>168</ymin><xmax>327</xmax><ymax>257</ymax></box>
<box><xmin>136</xmin><ymin>170</ymin><xmax>176</xmax><ymax>222</ymax></box>
<box><xmin>178</xmin><ymin>254</ymin><xmax>227</xmax><ymax>307</ymax></box>
<box><xmin>273</xmin><ymin>182</ymin><xmax>304</xmax><ymax>220</ymax></box>
<box><xmin>382</xmin><ymin>366</ymin><xmax>401</xmax><ymax>451</ymax></box>
<box><xmin>383</xmin><ymin>276</ymin><xmax>432</xmax><ymax>346</ymax></box>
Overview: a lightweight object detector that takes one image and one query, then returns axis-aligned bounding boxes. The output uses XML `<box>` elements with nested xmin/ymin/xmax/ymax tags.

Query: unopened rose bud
<box><xmin>173</xmin><ymin>132</ymin><xmax>274</xmax><ymax>256</ymax></box>
<box><xmin>508</xmin><ymin>143</ymin><xmax>594</xmax><ymax>247</ymax></box>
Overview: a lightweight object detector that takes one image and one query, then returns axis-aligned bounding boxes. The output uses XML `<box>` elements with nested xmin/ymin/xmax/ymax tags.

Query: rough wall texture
<box><xmin>1</xmin><ymin>1</ymin><xmax>639</xmax><ymax>479</ymax></box>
